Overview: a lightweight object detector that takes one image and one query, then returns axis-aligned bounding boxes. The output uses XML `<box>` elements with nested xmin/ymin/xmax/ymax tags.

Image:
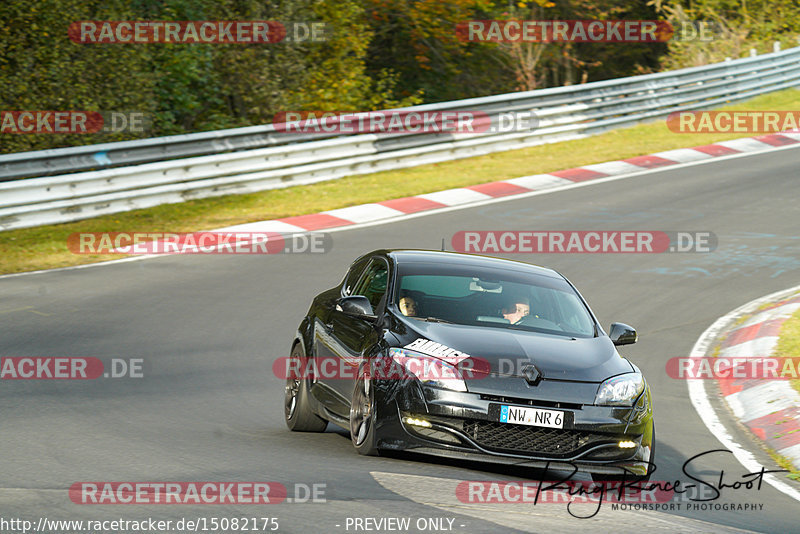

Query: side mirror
<box><xmin>609</xmin><ymin>322</ymin><xmax>637</xmax><ymax>346</ymax></box>
<box><xmin>338</xmin><ymin>296</ymin><xmax>377</xmax><ymax>321</ymax></box>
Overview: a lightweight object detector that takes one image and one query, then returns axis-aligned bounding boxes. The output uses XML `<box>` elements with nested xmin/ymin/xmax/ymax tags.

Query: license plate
<box><xmin>498</xmin><ymin>404</ymin><xmax>564</xmax><ymax>429</ymax></box>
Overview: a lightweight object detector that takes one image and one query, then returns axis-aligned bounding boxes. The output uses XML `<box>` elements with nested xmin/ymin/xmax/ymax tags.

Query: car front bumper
<box><xmin>373</xmin><ymin>378</ymin><xmax>654</xmax><ymax>477</ymax></box>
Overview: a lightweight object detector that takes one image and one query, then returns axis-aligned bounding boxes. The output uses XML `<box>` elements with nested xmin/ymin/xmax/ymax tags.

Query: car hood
<box><xmin>401</xmin><ymin>320</ymin><xmax>633</xmax><ymax>383</ymax></box>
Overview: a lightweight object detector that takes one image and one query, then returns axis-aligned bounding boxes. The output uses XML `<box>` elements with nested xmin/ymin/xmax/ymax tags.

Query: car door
<box><xmin>311</xmin><ymin>257</ymin><xmax>370</xmax><ymax>415</ymax></box>
<box><xmin>322</xmin><ymin>258</ymin><xmax>388</xmax><ymax>413</ymax></box>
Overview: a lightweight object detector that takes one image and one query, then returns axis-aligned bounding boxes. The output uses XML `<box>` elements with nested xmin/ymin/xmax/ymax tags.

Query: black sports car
<box><xmin>284</xmin><ymin>250</ymin><xmax>654</xmax><ymax>479</ymax></box>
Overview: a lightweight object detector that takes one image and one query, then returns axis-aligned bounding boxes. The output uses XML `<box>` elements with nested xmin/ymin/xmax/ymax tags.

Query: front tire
<box><xmin>349</xmin><ymin>367</ymin><xmax>379</xmax><ymax>456</ymax></box>
<box><xmin>284</xmin><ymin>343</ymin><xmax>327</xmax><ymax>432</ymax></box>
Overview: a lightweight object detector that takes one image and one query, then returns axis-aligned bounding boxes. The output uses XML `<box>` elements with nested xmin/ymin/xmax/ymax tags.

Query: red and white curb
<box><xmin>689</xmin><ymin>286</ymin><xmax>800</xmax><ymax>503</ymax></box>
<box><xmin>213</xmin><ymin>132</ymin><xmax>800</xmax><ymax>235</ymax></box>
<box><xmin>717</xmin><ymin>292</ymin><xmax>800</xmax><ymax>469</ymax></box>
<box><xmin>130</xmin><ymin>131</ymin><xmax>798</xmax><ymax>254</ymax></box>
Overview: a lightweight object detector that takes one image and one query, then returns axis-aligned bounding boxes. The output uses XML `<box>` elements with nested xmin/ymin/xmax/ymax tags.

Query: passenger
<box><xmin>398</xmin><ymin>296</ymin><xmax>418</xmax><ymax>317</ymax></box>
<box><xmin>502</xmin><ymin>296</ymin><xmax>530</xmax><ymax>324</ymax></box>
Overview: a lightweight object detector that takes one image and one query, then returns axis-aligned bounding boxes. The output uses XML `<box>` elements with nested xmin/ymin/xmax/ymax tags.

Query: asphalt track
<box><xmin>2</xmin><ymin>146</ymin><xmax>800</xmax><ymax>533</ymax></box>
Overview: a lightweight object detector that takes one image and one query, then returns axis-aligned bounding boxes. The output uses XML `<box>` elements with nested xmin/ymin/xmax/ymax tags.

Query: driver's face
<box><xmin>399</xmin><ymin>297</ymin><xmax>416</xmax><ymax>316</ymax></box>
<box><xmin>503</xmin><ymin>302</ymin><xmax>530</xmax><ymax>323</ymax></box>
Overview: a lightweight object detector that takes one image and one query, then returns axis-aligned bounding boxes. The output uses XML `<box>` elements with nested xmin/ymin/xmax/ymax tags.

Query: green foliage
<box><xmin>362</xmin><ymin>0</ymin><xmax>667</xmax><ymax>101</ymax></box>
<box><xmin>0</xmin><ymin>0</ymin><xmax>159</xmax><ymax>151</ymax></box>
<box><xmin>1</xmin><ymin>0</ymin><xmax>797</xmax><ymax>154</ymax></box>
<box><xmin>290</xmin><ymin>1</ymin><xmax>422</xmax><ymax>110</ymax></box>
<box><xmin>0</xmin><ymin>0</ymin><xmax>404</xmax><ymax>153</ymax></box>
<box><xmin>363</xmin><ymin>0</ymin><xmax>508</xmax><ymax>103</ymax></box>
<box><xmin>650</xmin><ymin>0</ymin><xmax>800</xmax><ymax>68</ymax></box>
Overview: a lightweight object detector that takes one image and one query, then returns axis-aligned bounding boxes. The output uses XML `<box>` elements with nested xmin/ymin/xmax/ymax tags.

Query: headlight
<box><xmin>594</xmin><ymin>373</ymin><xmax>644</xmax><ymax>406</ymax></box>
<box><xmin>389</xmin><ymin>347</ymin><xmax>468</xmax><ymax>392</ymax></box>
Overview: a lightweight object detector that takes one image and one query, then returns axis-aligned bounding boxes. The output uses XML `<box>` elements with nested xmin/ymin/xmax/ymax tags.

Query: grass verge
<box><xmin>767</xmin><ymin>449</ymin><xmax>800</xmax><ymax>481</ymax></box>
<box><xmin>2</xmin><ymin>88</ymin><xmax>800</xmax><ymax>274</ymax></box>
<box><xmin>772</xmin><ymin>306</ymin><xmax>800</xmax><ymax>396</ymax></box>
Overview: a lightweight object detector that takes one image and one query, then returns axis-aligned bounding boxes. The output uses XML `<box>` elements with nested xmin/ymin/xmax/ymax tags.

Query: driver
<box><xmin>502</xmin><ymin>296</ymin><xmax>530</xmax><ymax>324</ymax></box>
<box><xmin>398</xmin><ymin>296</ymin><xmax>418</xmax><ymax>317</ymax></box>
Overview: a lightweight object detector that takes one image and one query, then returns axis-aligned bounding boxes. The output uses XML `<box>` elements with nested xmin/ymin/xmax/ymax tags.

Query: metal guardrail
<box><xmin>0</xmin><ymin>126</ymin><xmax>334</xmax><ymax>182</ymax></box>
<box><xmin>2</xmin><ymin>45</ymin><xmax>800</xmax><ymax>231</ymax></box>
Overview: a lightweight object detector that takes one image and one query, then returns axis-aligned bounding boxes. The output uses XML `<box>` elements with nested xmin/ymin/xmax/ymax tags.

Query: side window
<box><xmin>353</xmin><ymin>260</ymin><xmax>389</xmax><ymax>308</ymax></box>
<box><xmin>342</xmin><ymin>258</ymin><xmax>369</xmax><ymax>296</ymax></box>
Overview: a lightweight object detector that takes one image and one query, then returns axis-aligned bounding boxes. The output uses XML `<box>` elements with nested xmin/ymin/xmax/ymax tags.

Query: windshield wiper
<box><xmin>506</xmin><ymin>323</ymin><xmax>537</xmax><ymax>332</ymax></box>
<box><xmin>420</xmin><ymin>316</ymin><xmax>454</xmax><ymax>324</ymax></box>
<box><xmin>506</xmin><ymin>324</ymin><xmax>577</xmax><ymax>339</ymax></box>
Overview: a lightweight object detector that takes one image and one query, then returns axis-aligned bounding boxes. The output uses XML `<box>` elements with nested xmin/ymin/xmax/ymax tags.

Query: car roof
<box><xmin>377</xmin><ymin>249</ymin><xmax>563</xmax><ymax>279</ymax></box>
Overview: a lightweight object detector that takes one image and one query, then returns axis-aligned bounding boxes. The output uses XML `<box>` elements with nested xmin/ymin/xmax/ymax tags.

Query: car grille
<box><xmin>462</xmin><ymin>420</ymin><xmax>615</xmax><ymax>458</ymax></box>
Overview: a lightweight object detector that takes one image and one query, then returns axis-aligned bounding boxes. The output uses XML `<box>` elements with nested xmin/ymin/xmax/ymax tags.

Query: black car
<box><xmin>284</xmin><ymin>250</ymin><xmax>654</xmax><ymax>479</ymax></box>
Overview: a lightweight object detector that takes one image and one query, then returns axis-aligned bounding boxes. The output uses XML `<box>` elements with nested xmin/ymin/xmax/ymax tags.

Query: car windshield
<box><xmin>394</xmin><ymin>262</ymin><xmax>596</xmax><ymax>338</ymax></box>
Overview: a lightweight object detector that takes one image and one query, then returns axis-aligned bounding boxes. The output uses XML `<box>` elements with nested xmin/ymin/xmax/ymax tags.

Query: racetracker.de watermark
<box><xmin>68</xmin><ymin>21</ymin><xmax>328</xmax><ymax>43</ymax></box>
<box><xmin>274</xmin><ymin>353</ymin><xmax>491</xmax><ymax>381</ymax></box>
<box><xmin>451</xmin><ymin>231</ymin><xmax>717</xmax><ymax>254</ymax></box>
<box><xmin>457</xmin><ymin>480</ymin><xmax>674</xmax><ymax>504</ymax></box>
<box><xmin>67</xmin><ymin>232</ymin><xmax>330</xmax><ymax>255</ymax></box>
<box><xmin>456</xmin><ymin>20</ymin><xmax>718</xmax><ymax>43</ymax></box>
<box><xmin>70</xmin><ymin>482</ymin><xmax>281</xmax><ymax>504</ymax></box>
<box><xmin>272</xmin><ymin>110</ymin><xmax>539</xmax><ymax>134</ymax></box>
<box><xmin>454</xmin><ymin>478</ymin><xmax>765</xmax><ymax>518</ymax></box>
<box><xmin>667</xmin><ymin>111</ymin><xmax>800</xmax><ymax>133</ymax></box>
<box><xmin>0</xmin><ymin>111</ymin><xmax>149</xmax><ymax>134</ymax></box>
<box><xmin>69</xmin><ymin>482</ymin><xmax>324</xmax><ymax>504</ymax></box>
<box><xmin>0</xmin><ymin>357</ymin><xmax>144</xmax><ymax>379</ymax></box>
<box><xmin>666</xmin><ymin>357</ymin><xmax>800</xmax><ymax>380</ymax></box>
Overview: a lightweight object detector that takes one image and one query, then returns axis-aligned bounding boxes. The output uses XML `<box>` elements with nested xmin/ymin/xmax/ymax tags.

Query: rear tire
<box><xmin>349</xmin><ymin>367</ymin><xmax>379</xmax><ymax>456</ymax></box>
<box><xmin>284</xmin><ymin>344</ymin><xmax>327</xmax><ymax>432</ymax></box>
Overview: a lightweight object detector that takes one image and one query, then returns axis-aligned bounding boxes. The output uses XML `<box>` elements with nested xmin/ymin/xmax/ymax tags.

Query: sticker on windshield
<box><xmin>404</xmin><ymin>338</ymin><xmax>471</xmax><ymax>365</ymax></box>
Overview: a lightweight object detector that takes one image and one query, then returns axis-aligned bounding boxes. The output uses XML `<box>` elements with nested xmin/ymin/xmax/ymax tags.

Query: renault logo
<box><xmin>522</xmin><ymin>363</ymin><xmax>542</xmax><ymax>386</ymax></box>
